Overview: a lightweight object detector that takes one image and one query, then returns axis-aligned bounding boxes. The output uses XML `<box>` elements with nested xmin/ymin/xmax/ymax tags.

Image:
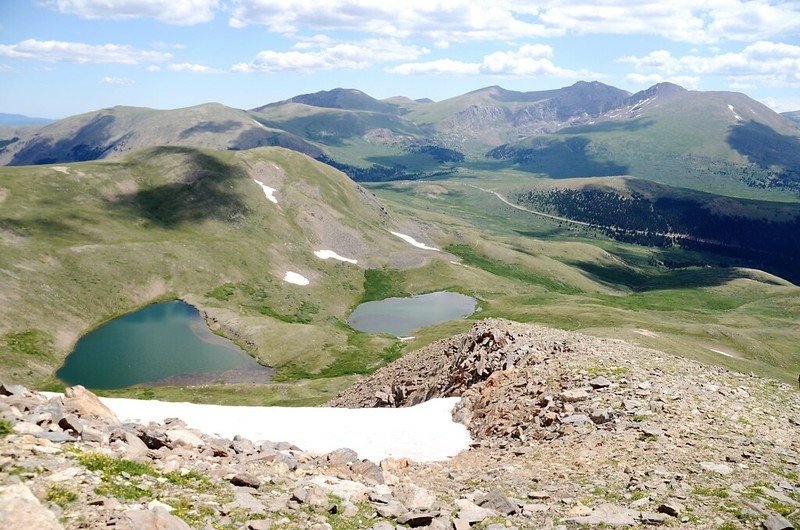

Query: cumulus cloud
<box><xmin>100</xmin><ymin>76</ymin><xmax>133</xmax><ymax>85</ymax></box>
<box><xmin>760</xmin><ymin>96</ymin><xmax>800</xmax><ymax>113</ymax></box>
<box><xmin>233</xmin><ymin>39</ymin><xmax>428</xmax><ymax>73</ymax></box>
<box><xmin>167</xmin><ymin>62</ymin><xmax>220</xmax><ymax>73</ymax></box>
<box><xmin>227</xmin><ymin>0</ymin><xmax>800</xmax><ymax>44</ymax></box>
<box><xmin>625</xmin><ymin>73</ymin><xmax>700</xmax><ymax>89</ymax></box>
<box><xmin>388</xmin><ymin>44</ymin><xmax>599</xmax><ymax>78</ymax></box>
<box><xmin>619</xmin><ymin>40</ymin><xmax>800</xmax><ymax>88</ymax></box>
<box><xmin>47</xmin><ymin>0</ymin><xmax>219</xmax><ymax>25</ymax></box>
<box><xmin>0</xmin><ymin>39</ymin><xmax>171</xmax><ymax>64</ymax></box>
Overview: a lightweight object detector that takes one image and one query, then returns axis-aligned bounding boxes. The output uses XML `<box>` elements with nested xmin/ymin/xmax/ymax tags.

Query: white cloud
<box><xmin>228</xmin><ymin>0</ymin><xmax>800</xmax><ymax>44</ymax></box>
<box><xmin>0</xmin><ymin>39</ymin><xmax>171</xmax><ymax>64</ymax></box>
<box><xmin>619</xmin><ymin>40</ymin><xmax>800</xmax><ymax>88</ymax></box>
<box><xmin>167</xmin><ymin>62</ymin><xmax>220</xmax><ymax>73</ymax></box>
<box><xmin>48</xmin><ymin>0</ymin><xmax>219</xmax><ymax>25</ymax></box>
<box><xmin>100</xmin><ymin>76</ymin><xmax>133</xmax><ymax>85</ymax></box>
<box><xmin>146</xmin><ymin>65</ymin><xmax>161</xmax><ymax>72</ymax></box>
<box><xmin>389</xmin><ymin>44</ymin><xmax>599</xmax><ymax>78</ymax></box>
<box><xmin>760</xmin><ymin>96</ymin><xmax>800</xmax><ymax>113</ymax></box>
<box><xmin>233</xmin><ymin>39</ymin><xmax>428</xmax><ymax>73</ymax></box>
<box><xmin>625</xmin><ymin>73</ymin><xmax>700</xmax><ymax>89</ymax></box>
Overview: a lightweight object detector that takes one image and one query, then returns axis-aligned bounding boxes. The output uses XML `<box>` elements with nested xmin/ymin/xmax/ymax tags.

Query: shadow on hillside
<box><xmin>485</xmin><ymin>136</ymin><xmax>629</xmax><ymax>178</ymax></box>
<box><xmin>178</xmin><ymin>120</ymin><xmax>241</xmax><ymax>139</ymax></box>
<box><xmin>0</xmin><ymin>214</ymin><xmax>89</xmax><ymax>239</ymax></box>
<box><xmin>569</xmin><ymin>259</ymin><xmax>763</xmax><ymax>292</ymax></box>
<box><xmin>559</xmin><ymin>117</ymin><xmax>655</xmax><ymax>134</ymax></box>
<box><xmin>10</xmin><ymin>114</ymin><xmax>121</xmax><ymax>166</ymax></box>
<box><xmin>727</xmin><ymin>121</ymin><xmax>800</xmax><ymax>176</ymax></box>
<box><xmin>111</xmin><ymin>147</ymin><xmax>249</xmax><ymax>228</ymax></box>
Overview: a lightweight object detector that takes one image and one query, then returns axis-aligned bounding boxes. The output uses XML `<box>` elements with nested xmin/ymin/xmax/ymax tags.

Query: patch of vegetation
<box><xmin>78</xmin><ymin>453</ymin><xmax>156</xmax><ymax>500</ymax></box>
<box><xmin>360</xmin><ymin>268</ymin><xmax>408</xmax><ymax>303</ymax></box>
<box><xmin>206</xmin><ymin>283</ymin><xmax>237</xmax><ymax>301</ymax></box>
<box><xmin>2</xmin><ymin>330</ymin><xmax>54</xmax><ymax>359</ymax></box>
<box><xmin>46</xmin><ymin>484</ymin><xmax>78</xmax><ymax>508</ymax></box>
<box><xmin>447</xmin><ymin>244</ymin><xmax>582</xmax><ymax>294</ymax></box>
<box><xmin>0</xmin><ymin>419</ymin><xmax>12</xmax><ymax>436</ymax></box>
<box><xmin>693</xmin><ymin>486</ymin><xmax>730</xmax><ymax>498</ymax></box>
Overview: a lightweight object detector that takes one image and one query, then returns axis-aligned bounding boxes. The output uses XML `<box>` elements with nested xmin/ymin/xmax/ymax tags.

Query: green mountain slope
<box><xmin>0</xmin><ymin>103</ymin><xmax>321</xmax><ymax>166</ymax></box>
<box><xmin>0</xmin><ymin>146</ymin><xmax>443</xmax><ymax>391</ymax></box>
<box><xmin>489</xmin><ymin>84</ymin><xmax>800</xmax><ymax>198</ymax></box>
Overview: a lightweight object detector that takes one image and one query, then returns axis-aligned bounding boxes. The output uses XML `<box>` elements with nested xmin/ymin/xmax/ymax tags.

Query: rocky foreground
<box><xmin>1</xmin><ymin>319</ymin><xmax>800</xmax><ymax>529</ymax></box>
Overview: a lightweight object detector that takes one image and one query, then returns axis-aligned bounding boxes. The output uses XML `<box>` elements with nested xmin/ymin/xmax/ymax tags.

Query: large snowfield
<box><xmin>98</xmin><ymin>396</ymin><xmax>471</xmax><ymax>462</ymax></box>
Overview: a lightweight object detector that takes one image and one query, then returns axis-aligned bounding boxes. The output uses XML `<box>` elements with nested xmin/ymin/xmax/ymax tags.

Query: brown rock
<box><xmin>62</xmin><ymin>385</ymin><xmax>118</xmax><ymax>422</ymax></box>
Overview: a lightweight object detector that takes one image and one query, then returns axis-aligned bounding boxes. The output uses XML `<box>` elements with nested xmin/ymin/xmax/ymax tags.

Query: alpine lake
<box><xmin>57</xmin><ymin>292</ymin><xmax>477</xmax><ymax>389</ymax></box>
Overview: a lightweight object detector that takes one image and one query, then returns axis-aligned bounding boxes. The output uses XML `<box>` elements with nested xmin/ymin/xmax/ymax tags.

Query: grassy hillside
<box><xmin>0</xmin><ymin>146</ymin><xmax>446</xmax><ymax>398</ymax></box>
<box><xmin>363</xmin><ymin>177</ymin><xmax>800</xmax><ymax>386</ymax></box>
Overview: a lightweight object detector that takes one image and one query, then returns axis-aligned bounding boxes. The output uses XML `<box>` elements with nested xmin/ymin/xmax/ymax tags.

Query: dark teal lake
<box><xmin>56</xmin><ymin>301</ymin><xmax>271</xmax><ymax>389</ymax></box>
<box><xmin>347</xmin><ymin>291</ymin><xmax>477</xmax><ymax>336</ymax></box>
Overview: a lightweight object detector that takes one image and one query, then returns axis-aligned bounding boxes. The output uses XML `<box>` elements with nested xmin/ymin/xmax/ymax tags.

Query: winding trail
<box><xmin>460</xmin><ymin>183</ymin><xmax>730</xmax><ymax>247</ymax></box>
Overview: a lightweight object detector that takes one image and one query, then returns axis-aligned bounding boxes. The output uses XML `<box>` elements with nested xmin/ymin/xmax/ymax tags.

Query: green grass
<box><xmin>45</xmin><ymin>484</ymin><xmax>78</xmax><ymax>508</ymax></box>
<box><xmin>360</xmin><ymin>268</ymin><xmax>408</xmax><ymax>303</ymax></box>
<box><xmin>0</xmin><ymin>419</ymin><xmax>13</xmax><ymax>436</ymax></box>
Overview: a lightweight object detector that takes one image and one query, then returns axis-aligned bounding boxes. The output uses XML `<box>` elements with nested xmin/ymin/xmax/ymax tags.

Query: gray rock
<box><xmin>231</xmin><ymin>472</ymin><xmax>261</xmax><ymax>489</ymax></box>
<box><xmin>246</xmin><ymin>520</ymin><xmax>271</xmax><ymax>530</ymax></box>
<box><xmin>396</xmin><ymin>511</ymin><xmax>438</xmax><ymax>527</ymax></box>
<box><xmin>589</xmin><ymin>376</ymin><xmax>612</xmax><ymax>389</ymax></box>
<box><xmin>351</xmin><ymin>460</ymin><xmax>385</xmax><ymax>485</ymax></box>
<box><xmin>566</xmin><ymin>503</ymin><xmax>638</xmax><ymax>527</ymax></box>
<box><xmin>476</xmin><ymin>489</ymin><xmax>517</xmax><ymax>515</ymax></box>
<box><xmin>58</xmin><ymin>413</ymin><xmax>84</xmax><ymax>434</ymax></box>
<box><xmin>376</xmin><ymin>500</ymin><xmax>406</xmax><ymax>519</ymax></box>
<box><xmin>229</xmin><ymin>488</ymin><xmax>266</xmax><ymax>513</ymax></box>
<box><xmin>590</xmin><ymin>410</ymin><xmax>613</xmax><ymax>424</ymax></box>
<box><xmin>0</xmin><ymin>483</ymin><xmax>64</xmax><ymax>530</ymax></box>
<box><xmin>559</xmin><ymin>389</ymin><xmax>590</xmax><ymax>402</ymax></box>
<box><xmin>561</xmin><ymin>414</ymin><xmax>590</xmax><ymax>426</ymax></box>
<box><xmin>528</xmin><ymin>491</ymin><xmax>550</xmax><ymax>500</ymax></box>
<box><xmin>657</xmin><ymin>501</ymin><xmax>684</xmax><ymax>517</ymax></box>
<box><xmin>35</xmin><ymin>431</ymin><xmax>77</xmax><ymax>443</ymax></box>
<box><xmin>327</xmin><ymin>448</ymin><xmax>360</xmax><ymax>466</ymax></box>
<box><xmin>641</xmin><ymin>511</ymin><xmax>669</xmax><ymax>525</ymax></box>
<box><xmin>455</xmin><ymin>499</ymin><xmax>494</xmax><ymax>523</ymax></box>
<box><xmin>640</xmin><ymin>425</ymin><xmax>664</xmax><ymax>438</ymax></box>
<box><xmin>81</xmin><ymin>426</ymin><xmax>106</xmax><ymax>443</ymax></box>
<box><xmin>370</xmin><ymin>522</ymin><xmax>394</xmax><ymax>530</ymax></box>
<box><xmin>763</xmin><ymin>515</ymin><xmax>794</xmax><ymax>530</ymax></box>
<box><xmin>115</xmin><ymin>507</ymin><xmax>192</xmax><ymax>530</ymax></box>
<box><xmin>231</xmin><ymin>435</ymin><xmax>256</xmax><ymax>455</ymax></box>
<box><xmin>0</xmin><ymin>383</ymin><xmax>29</xmax><ymax>396</ymax></box>
<box><xmin>699</xmin><ymin>462</ymin><xmax>733</xmax><ymax>475</ymax></box>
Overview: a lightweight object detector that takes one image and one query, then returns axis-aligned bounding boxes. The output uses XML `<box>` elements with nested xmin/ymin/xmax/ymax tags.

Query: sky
<box><xmin>1</xmin><ymin>0</ymin><xmax>799</xmax><ymax>119</ymax></box>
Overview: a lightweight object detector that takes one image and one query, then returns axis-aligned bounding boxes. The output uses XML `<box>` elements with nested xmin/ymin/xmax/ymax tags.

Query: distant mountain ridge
<box><xmin>0</xmin><ymin>112</ymin><xmax>54</xmax><ymax>126</ymax></box>
<box><xmin>2</xmin><ymin>81</ymin><xmax>799</xmax><ymax>199</ymax></box>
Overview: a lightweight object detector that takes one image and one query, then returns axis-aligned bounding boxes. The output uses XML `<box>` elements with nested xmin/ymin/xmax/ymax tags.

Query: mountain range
<box><xmin>3</xmin><ymin>82</ymin><xmax>798</xmax><ymax>200</ymax></box>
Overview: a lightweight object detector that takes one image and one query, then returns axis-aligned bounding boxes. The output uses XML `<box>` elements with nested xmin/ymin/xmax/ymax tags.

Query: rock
<box><xmin>589</xmin><ymin>376</ymin><xmax>612</xmax><ymax>389</ymax></box>
<box><xmin>455</xmin><ymin>498</ymin><xmax>494</xmax><ymax>523</ymax></box>
<box><xmin>45</xmin><ymin>466</ymin><xmax>83</xmax><ymax>482</ymax></box>
<box><xmin>561</xmin><ymin>414</ymin><xmax>590</xmax><ymax>426</ymax></box>
<box><xmin>0</xmin><ymin>483</ymin><xmax>64</xmax><ymax>529</ymax></box>
<box><xmin>13</xmin><ymin>421</ymin><xmax>43</xmax><ymax>434</ymax></box>
<box><xmin>590</xmin><ymin>410</ymin><xmax>613</xmax><ymax>424</ymax></box>
<box><xmin>528</xmin><ymin>491</ymin><xmax>550</xmax><ymax>500</ymax></box>
<box><xmin>310</xmin><ymin>524</ymin><xmax>332</xmax><ymax>530</ymax></box>
<box><xmin>110</xmin><ymin>430</ymin><xmax>149</xmax><ymax>460</ymax></box>
<box><xmin>393</xmin><ymin>483</ymin><xmax>437</xmax><ymax>511</ymax></box>
<box><xmin>167</xmin><ymin>429</ymin><xmax>205</xmax><ymax>449</ymax></box>
<box><xmin>640</xmin><ymin>511</ymin><xmax>669</xmax><ymax>525</ymax></box>
<box><xmin>370</xmin><ymin>522</ymin><xmax>394</xmax><ymax>530</ymax></box>
<box><xmin>81</xmin><ymin>426</ymin><xmax>106</xmax><ymax>443</ymax></box>
<box><xmin>0</xmin><ymin>383</ymin><xmax>29</xmax><ymax>396</ymax></box>
<box><xmin>36</xmin><ymin>431</ymin><xmax>76</xmax><ymax>443</ymax></box>
<box><xmin>231</xmin><ymin>435</ymin><xmax>256</xmax><ymax>455</ymax></box>
<box><xmin>61</xmin><ymin>385</ymin><xmax>118</xmax><ymax>422</ymax></box>
<box><xmin>476</xmin><ymin>489</ymin><xmax>517</xmax><ymax>515</ymax></box>
<box><xmin>230</xmin><ymin>472</ymin><xmax>261</xmax><ymax>489</ymax></box>
<box><xmin>699</xmin><ymin>462</ymin><xmax>734</xmax><ymax>475</ymax></box>
<box><xmin>566</xmin><ymin>503</ymin><xmax>638</xmax><ymax>527</ymax></box>
<box><xmin>327</xmin><ymin>448</ymin><xmax>360</xmax><ymax>466</ymax></box>
<box><xmin>763</xmin><ymin>515</ymin><xmax>794</xmax><ymax>530</ymax></box>
<box><xmin>351</xmin><ymin>459</ymin><xmax>385</xmax><ymax>485</ymax></box>
<box><xmin>559</xmin><ymin>389</ymin><xmax>590</xmax><ymax>402</ymax></box>
<box><xmin>147</xmin><ymin>500</ymin><xmax>175</xmax><ymax>512</ymax></box>
<box><xmin>229</xmin><ymin>488</ymin><xmax>266</xmax><ymax>513</ymax></box>
<box><xmin>640</xmin><ymin>425</ymin><xmax>664</xmax><ymax>438</ymax></box>
<box><xmin>116</xmin><ymin>507</ymin><xmax>191</xmax><ymax>530</ymax></box>
<box><xmin>246</xmin><ymin>520</ymin><xmax>272</xmax><ymax>530</ymax></box>
<box><xmin>58</xmin><ymin>413</ymin><xmax>84</xmax><ymax>434</ymax></box>
<box><xmin>375</xmin><ymin>500</ymin><xmax>406</xmax><ymax>519</ymax></box>
<box><xmin>657</xmin><ymin>501</ymin><xmax>684</xmax><ymax>517</ymax></box>
<box><xmin>396</xmin><ymin>511</ymin><xmax>438</xmax><ymax>527</ymax></box>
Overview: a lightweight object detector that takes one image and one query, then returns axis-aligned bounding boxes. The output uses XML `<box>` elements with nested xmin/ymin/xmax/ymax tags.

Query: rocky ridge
<box><xmin>1</xmin><ymin>319</ymin><xmax>799</xmax><ymax>529</ymax></box>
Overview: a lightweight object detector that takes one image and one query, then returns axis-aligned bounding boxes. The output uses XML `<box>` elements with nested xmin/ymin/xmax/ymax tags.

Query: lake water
<box><xmin>56</xmin><ymin>301</ymin><xmax>272</xmax><ymax>389</ymax></box>
<box><xmin>347</xmin><ymin>291</ymin><xmax>477</xmax><ymax>336</ymax></box>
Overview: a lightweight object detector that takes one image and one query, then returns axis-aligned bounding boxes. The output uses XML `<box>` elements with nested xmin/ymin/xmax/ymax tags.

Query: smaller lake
<box><xmin>57</xmin><ymin>301</ymin><xmax>272</xmax><ymax>389</ymax></box>
<box><xmin>347</xmin><ymin>291</ymin><xmax>477</xmax><ymax>337</ymax></box>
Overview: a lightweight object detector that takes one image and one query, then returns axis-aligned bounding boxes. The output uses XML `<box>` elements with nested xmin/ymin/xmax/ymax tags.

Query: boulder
<box><xmin>115</xmin><ymin>507</ymin><xmax>191</xmax><ymax>530</ymax></box>
<box><xmin>0</xmin><ymin>484</ymin><xmax>64</xmax><ymax>530</ymax></box>
<box><xmin>61</xmin><ymin>386</ymin><xmax>118</xmax><ymax>422</ymax></box>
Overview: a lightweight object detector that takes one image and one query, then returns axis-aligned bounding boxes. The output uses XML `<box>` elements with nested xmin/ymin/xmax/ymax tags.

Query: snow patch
<box><xmin>707</xmin><ymin>347</ymin><xmax>735</xmax><ymax>358</ymax></box>
<box><xmin>50</xmin><ymin>166</ymin><xmax>70</xmax><ymax>174</ymax></box>
<box><xmin>314</xmin><ymin>250</ymin><xmax>357</xmax><ymax>264</ymax></box>
<box><xmin>253</xmin><ymin>179</ymin><xmax>278</xmax><ymax>204</ymax></box>
<box><xmin>390</xmin><ymin>231</ymin><xmax>439</xmax><ymax>251</ymax></box>
<box><xmin>96</xmin><ymin>396</ymin><xmax>470</xmax><ymax>462</ymax></box>
<box><xmin>252</xmin><ymin>119</ymin><xmax>266</xmax><ymax>129</ymax></box>
<box><xmin>283</xmin><ymin>271</ymin><xmax>309</xmax><ymax>286</ymax></box>
<box><xmin>727</xmin><ymin>104</ymin><xmax>742</xmax><ymax>121</ymax></box>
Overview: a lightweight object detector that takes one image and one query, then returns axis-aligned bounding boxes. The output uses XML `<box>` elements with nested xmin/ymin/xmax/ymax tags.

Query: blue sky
<box><xmin>1</xmin><ymin>1</ymin><xmax>799</xmax><ymax>118</ymax></box>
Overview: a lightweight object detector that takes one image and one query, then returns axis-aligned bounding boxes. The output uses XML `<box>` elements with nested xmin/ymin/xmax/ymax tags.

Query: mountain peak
<box><xmin>255</xmin><ymin>88</ymin><xmax>398</xmax><ymax>114</ymax></box>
